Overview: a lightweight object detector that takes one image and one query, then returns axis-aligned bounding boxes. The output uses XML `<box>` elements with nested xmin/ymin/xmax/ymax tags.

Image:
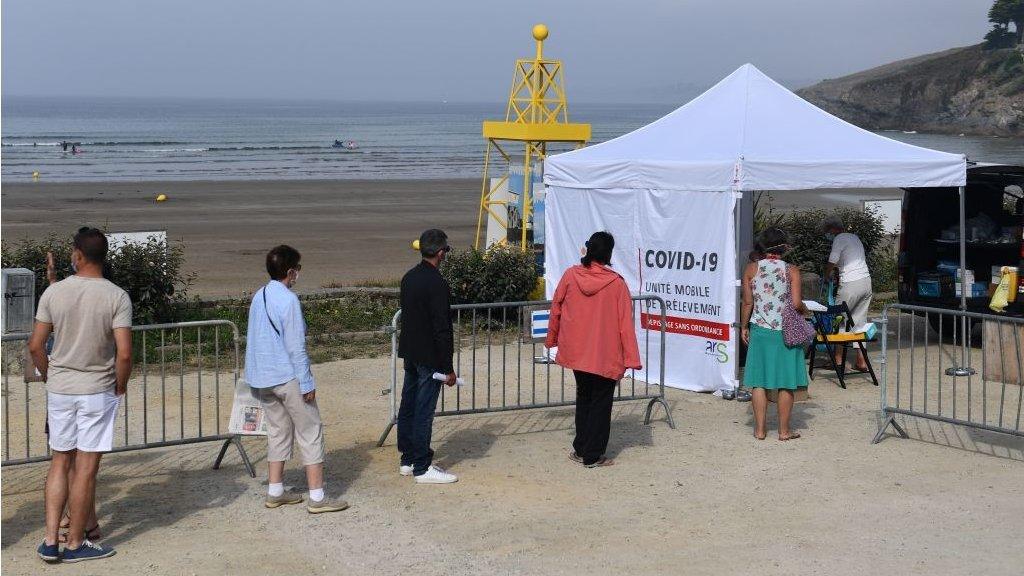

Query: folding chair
<box><xmin>807</xmin><ymin>302</ymin><xmax>879</xmax><ymax>389</ymax></box>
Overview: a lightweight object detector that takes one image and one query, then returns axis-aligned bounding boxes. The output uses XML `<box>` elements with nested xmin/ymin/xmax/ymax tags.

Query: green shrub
<box><xmin>440</xmin><ymin>247</ymin><xmax>487</xmax><ymax>304</ymax></box>
<box><xmin>108</xmin><ymin>237</ymin><xmax>195</xmax><ymax>324</ymax></box>
<box><xmin>774</xmin><ymin>206</ymin><xmax>886</xmax><ymax>277</ymax></box>
<box><xmin>1</xmin><ymin>233</ymin><xmax>194</xmax><ymax>325</ymax></box>
<box><xmin>754</xmin><ymin>201</ymin><xmax>892</xmax><ymax>290</ymax></box>
<box><xmin>868</xmin><ymin>242</ymin><xmax>899</xmax><ymax>293</ymax></box>
<box><xmin>753</xmin><ymin>192</ymin><xmax>785</xmax><ymax>236</ymax></box>
<box><xmin>441</xmin><ymin>244</ymin><xmax>538</xmax><ymax>304</ymax></box>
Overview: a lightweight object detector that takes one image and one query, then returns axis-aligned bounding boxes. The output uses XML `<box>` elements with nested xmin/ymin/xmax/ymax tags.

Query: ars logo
<box><xmin>704</xmin><ymin>341</ymin><xmax>729</xmax><ymax>363</ymax></box>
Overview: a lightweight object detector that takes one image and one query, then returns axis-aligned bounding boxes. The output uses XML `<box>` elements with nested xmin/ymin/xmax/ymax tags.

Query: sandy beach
<box><xmin>2</xmin><ymin>179</ymin><xmax>904</xmax><ymax>299</ymax></box>
<box><xmin>1</xmin><ymin>179</ymin><xmax>480</xmax><ymax>298</ymax></box>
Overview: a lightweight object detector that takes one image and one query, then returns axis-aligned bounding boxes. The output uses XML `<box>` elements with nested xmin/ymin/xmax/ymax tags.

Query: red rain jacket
<box><xmin>545</xmin><ymin>264</ymin><xmax>642</xmax><ymax>380</ymax></box>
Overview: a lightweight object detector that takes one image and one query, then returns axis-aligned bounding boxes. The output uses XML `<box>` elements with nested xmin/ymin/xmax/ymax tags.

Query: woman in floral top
<box><xmin>740</xmin><ymin>228</ymin><xmax>809</xmax><ymax>440</ymax></box>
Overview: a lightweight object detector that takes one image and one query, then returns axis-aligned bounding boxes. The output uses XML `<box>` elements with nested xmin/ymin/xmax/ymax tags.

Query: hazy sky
<box><xmin>1</xmin><ymin>0</ymin><xmax>996</xmax><ymax>103</ymax></box>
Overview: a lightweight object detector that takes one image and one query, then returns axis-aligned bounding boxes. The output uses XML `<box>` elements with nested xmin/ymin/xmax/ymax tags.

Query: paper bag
<box><xmin>989</xmin><ymin>268</ymin><xmax>1012</xmax><ymax>313</ymax></box>
<box><xmin>228</xmin><ymin>378</ymin><xmax>268</xmax><ymax>436</ymax></box>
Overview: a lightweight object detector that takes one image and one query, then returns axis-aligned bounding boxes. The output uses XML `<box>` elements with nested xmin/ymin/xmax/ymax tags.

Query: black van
<box><xmin>898</xmin><ymin>163</ymin><xmax>1024</xmax><ymax>329</ymax></box>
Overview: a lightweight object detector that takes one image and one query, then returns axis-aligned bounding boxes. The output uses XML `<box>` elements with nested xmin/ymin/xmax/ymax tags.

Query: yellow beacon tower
<box><xmin>475</xmin><ymin>24</ymin><xmax>591</xmax><ymax>250</ymax></box>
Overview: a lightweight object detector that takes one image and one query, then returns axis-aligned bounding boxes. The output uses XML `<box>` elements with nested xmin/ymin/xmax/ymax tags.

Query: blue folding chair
<box><xmin>807</xmin><ymin>300</ymin><xmax>879</xmax><ymax>389</ymax></box>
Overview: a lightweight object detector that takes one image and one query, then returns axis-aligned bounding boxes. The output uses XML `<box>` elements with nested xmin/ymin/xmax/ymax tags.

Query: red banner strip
<box><xmin>641</xmin><ymin>313</ymin><xmax>730</xmax><ymax>341</ymax></box>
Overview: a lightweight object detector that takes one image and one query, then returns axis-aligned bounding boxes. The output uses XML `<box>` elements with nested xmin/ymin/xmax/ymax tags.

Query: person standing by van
<box><xmin>545</xmin><ymin>231</ymin><xmax>641</xmax><ymax>468</ymax></box>
<box><xmin>822</xmin><ymin>216</ymin><xmax>872</xmax><ymax>372</ymax></box>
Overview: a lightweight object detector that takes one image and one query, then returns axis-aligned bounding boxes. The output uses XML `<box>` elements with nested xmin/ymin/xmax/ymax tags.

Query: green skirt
<box><xmin>742</xmin><ymin>324</ymin><xmax>808</xmax><ymax>390</ymax></box>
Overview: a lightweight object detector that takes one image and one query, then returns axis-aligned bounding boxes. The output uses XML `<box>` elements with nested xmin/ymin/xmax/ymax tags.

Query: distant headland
<box><xmin>798</xmin><ymin>44</ymin><xmax>1023</xmax><ymax>137</ymax></box>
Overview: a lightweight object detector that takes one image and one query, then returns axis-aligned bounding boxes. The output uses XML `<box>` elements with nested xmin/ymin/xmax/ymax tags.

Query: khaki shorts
<box><xmin>257</xmin><ymin>379</ymin><xmax>325</xmax><ymax>465</ymax></box>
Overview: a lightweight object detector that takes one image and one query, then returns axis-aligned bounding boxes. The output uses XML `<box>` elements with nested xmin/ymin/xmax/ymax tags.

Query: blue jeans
<box><xmin>396</xmin><ymin>363</ymin><xmax>442</xmax><ymax>475</ymax></box>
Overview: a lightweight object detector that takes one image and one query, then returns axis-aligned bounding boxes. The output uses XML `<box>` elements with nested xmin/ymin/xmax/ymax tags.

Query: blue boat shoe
<box><xmin>37</xmin><ymin>541</ymin><xmax>61</xmax><ymax>563</ymax></box>
<box><xmin>61</xmin><ymin>540</ymin><xmax>116</xmax><ymax>563</ymax></box>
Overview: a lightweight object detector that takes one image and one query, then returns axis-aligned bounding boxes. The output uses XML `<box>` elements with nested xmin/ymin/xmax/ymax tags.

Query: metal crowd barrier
<box><xmin>377</xmin><ymin>295</ymin><xmax>675</xmax><ymax>446</ymax></box>
<box><xmin>1</xmin><ymin>320</ymin><xmax>254</xmax><ymax>477</ymax></box>
<box><xmin>873</xmin><ymin>303</ymin><xmax>1023</xmax><ymax>443</ymax></box>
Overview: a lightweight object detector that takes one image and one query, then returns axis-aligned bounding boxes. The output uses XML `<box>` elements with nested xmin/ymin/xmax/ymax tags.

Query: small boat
<box><xmin>332</xmin><ymin>140</ymin><xmax>358</xmax><ymax>150</ymax></box>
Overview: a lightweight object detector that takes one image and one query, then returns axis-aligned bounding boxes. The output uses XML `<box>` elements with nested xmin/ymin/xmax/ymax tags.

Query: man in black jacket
<box><xmin>397</xmin><ymin>229</ymin><xmax>459</xmax><ymax>484</ymax></box>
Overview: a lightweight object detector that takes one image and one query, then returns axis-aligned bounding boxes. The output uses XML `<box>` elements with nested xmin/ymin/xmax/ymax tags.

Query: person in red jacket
<box><xmin>545</xmin><ymin>231</ymin><xmax>641</xmax><ymax>468</ymax></box>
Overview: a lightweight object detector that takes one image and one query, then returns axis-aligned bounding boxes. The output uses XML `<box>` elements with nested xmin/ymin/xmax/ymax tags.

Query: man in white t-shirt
<box><xmin>822</xmin><ymin>216</ymin><xmax>872</xmax><ymax>371</ymax></box>
<box><xmin>28</xmin><ymin>228</ymin><xmax>132</xmax><ymax>564</ymax></box>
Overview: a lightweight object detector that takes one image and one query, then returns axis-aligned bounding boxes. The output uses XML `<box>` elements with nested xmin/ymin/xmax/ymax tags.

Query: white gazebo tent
<box><xmin>543</xmin><ymin>64</ymin><xmax>968</xmax><ymax>392</ymax></box>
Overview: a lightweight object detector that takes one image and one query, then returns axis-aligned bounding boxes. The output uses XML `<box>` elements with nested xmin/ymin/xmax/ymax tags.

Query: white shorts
<box><xmin>837</xmin><ymin>277</ymin><xmax>873</xmax><ymax>329</ymax></box>
<box><xmin>47</xmin><ymin>390</ymin><xmax>121</xmax><ymax>453</ymax></box>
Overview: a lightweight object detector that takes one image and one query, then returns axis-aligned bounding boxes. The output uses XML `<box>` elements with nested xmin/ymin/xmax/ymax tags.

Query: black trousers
<box><xmin>572</xmin><ymin>370</ymin><xmax>617</xmax><ymax>465</ymax></box>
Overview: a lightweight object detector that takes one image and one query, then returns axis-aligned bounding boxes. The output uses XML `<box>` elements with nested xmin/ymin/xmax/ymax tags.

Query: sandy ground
<box><xmin>3</xmin><ymin>341</ymin><xmax>1023</xmax><ymax>575</ymax></box>
<box><xmin>1</xmin><ymin>180</ymin><xmax>900</xmax><ymax>298</ymax></box>
<box><xmin>1</xmin><ymin>179</ymin><xmax>481</xmax><ymax>298</ymax></box>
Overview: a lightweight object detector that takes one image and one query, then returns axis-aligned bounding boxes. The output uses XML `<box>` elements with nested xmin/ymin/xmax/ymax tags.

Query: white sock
<box><xmin>268</xmin><ymin>482</ymin><xmax>284</xmax><ymax>497</ymax></box>
<box><xmin>309</xmin><ymin>487</ymin><xmax>325</xmax><ymax>502</ymax></box>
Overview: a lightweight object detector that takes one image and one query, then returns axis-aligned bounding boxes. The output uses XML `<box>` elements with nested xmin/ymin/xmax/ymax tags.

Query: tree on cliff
<box><xmin>987</xmin><ymin>0</ymin><xmax>1024</xmax><ymax>47</ymax></box>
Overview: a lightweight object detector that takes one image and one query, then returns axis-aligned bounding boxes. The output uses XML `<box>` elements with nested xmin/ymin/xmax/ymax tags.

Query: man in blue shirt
<box><xmin>245</xmin><ymin>245</ymin><xmax>348</xmax><ymax>514</ymax></box>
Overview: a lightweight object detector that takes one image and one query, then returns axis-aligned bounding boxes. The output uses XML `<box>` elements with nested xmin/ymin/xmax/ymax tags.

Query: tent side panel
<box><xmin>545</xmin><ymin>186</ymin><xmax>737</xmax><ymax>392</ymax></box>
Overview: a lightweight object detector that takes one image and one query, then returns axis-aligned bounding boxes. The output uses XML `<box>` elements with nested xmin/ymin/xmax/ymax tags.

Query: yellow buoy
<box><xmin>412</xmin><ymin>239</ymin><xmax>421</xmax><ymax>251</ymax></box>
<box><xmin>156</xmin><ymin>194</ymin><xmax>168</xmax><ymax>202</ymax></box>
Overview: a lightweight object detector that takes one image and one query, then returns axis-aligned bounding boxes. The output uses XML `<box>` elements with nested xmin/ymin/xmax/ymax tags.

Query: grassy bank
<box><xmin>180</xmin><ymin>289</ymin><xmax>400</xmax><ymax>364</ymax></box>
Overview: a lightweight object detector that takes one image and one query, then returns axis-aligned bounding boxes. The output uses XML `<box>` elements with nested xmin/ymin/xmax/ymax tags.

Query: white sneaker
<box><xmin>414</xmin><ymin>465</ymin><xmax>458</xmax><ymax>484</ymax></box>
<box><xmin>399</xmin><ymin>464</ymin><xmax>414</xmax><ymax>476</ymax></box>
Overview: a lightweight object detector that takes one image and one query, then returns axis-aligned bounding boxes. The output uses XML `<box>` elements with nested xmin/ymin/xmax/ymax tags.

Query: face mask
<box><xmin>71</xmin><ymin>258</ymin><xmax>78</xmax><ymax>273</ymax></box>
<box><xmin>291</xmin><ymin>271</ymin><xmax>300</xmax><ymax>285</ymax></box>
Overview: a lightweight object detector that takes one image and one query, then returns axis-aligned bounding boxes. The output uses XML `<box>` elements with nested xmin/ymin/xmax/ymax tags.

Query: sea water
<box><xmin>2</xmin><ymin>96</ymin><xmax>1022</xmax><ymax>182</ymax></box>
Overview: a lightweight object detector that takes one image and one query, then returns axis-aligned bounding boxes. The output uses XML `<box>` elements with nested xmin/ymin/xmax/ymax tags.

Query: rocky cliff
<box><xmin>798</xmin><ymin>44</ymin><xmax>1023</xmax><ymax>136</ymax></box>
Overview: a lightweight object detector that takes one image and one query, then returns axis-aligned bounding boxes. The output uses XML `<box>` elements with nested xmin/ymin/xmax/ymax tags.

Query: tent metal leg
<box><xmin>949</xmin><ymin>185</ymin><xmax>976</xmax><ymax>377</ymax></box>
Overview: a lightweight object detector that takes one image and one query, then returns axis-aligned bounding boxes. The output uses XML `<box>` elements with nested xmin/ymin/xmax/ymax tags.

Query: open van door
<box><xmin>898</xmin><ymin>164</ymin><xmax>1024</xmax><ymax>325</ymax></box>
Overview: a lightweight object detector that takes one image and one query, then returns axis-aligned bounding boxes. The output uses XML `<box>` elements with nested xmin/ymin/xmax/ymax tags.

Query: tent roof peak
<box><xmin>545</xmin><ymin>64</ymin><xmax>966</xmax><ymax>191</ymax></box>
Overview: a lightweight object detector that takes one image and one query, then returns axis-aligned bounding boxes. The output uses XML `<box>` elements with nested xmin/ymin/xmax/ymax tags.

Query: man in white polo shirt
<box><xmin>822</xmin><ymin>216</ymin><xmax>873</xmax><ymax>372</ymax></box>
<box><xmin>28</xmin><ymin>227</ymin><xmax>132</xmax><ymax>563</ymax></box>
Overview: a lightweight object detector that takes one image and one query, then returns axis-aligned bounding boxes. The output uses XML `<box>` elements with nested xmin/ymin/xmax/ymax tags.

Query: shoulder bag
<box><xmin>781</xmin><ymin>266</ymin><xmax>815</xmax><ymax>348</ymax></box>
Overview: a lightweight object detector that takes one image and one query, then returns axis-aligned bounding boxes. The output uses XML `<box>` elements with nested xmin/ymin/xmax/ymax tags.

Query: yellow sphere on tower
<box><xmin>412</xmin><ymin>239</ymin><xmax>421</xmax><ymax>251</ymax></box>
<box><xmin>532</xmin><ymin>24</ymin><xmax>548</xmax><ymax>41</ymax></box>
